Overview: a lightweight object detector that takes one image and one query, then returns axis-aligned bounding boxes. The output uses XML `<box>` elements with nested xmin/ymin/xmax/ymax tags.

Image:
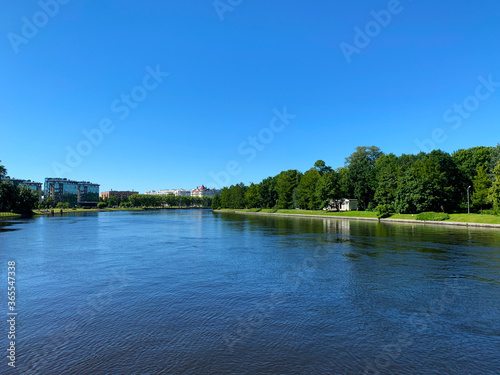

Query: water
<box><xmin>0</xmin><ymin>210</ymin><xmax>499</xmax><ymax>374</ymax></box>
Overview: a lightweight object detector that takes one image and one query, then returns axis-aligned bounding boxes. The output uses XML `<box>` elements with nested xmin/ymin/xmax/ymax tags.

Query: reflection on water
<box><xmin>0</xmin><ymin>210</ymin><xmax>499</xmax><ymax>374</ymax></box>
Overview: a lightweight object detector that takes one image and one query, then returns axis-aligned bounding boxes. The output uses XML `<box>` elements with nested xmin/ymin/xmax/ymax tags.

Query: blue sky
<box><xmin>1</xmin><ymin>0</ymin><xmax>499</xmax><ymax>193</ymax></box>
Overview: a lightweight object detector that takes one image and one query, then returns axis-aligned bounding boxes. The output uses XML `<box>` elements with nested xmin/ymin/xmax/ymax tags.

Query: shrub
<box><xmin>482</xmin><ymin>209</ymin><xmax>498</xmax><ymax>216</ymax></box>
<box><xmin>375</xmin><ymin>204</ymin><xmax>394</xmax><ymax>219</ymax></box>
<box><xmin>416</xmin><ymin>212</ymin><xmax>450</xmax><ymax>221</ymax></box>
<box><xmin>97</xmin><ymin>202</ymin><xmax>107</xmax><ymax>209</ymax></box>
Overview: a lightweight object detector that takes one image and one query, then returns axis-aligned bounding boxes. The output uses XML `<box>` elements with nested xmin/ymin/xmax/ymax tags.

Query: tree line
<box><xmin>127</xmin><ymin>194</ymin><xmax>213</xmax><ymax>208</ymax></box>
<box><xmin>0</xmin><ymin>162</ymin><xmax>39</xmax><ymax>213</ymax></box>
<box><xmin>212</xmin><ymin>145</ymin><xmax>500</xmax><ymax>214</ymax></box>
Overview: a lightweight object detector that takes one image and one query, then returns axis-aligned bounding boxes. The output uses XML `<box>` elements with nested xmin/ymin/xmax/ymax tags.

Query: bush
<box><xmin>482</xmin><ymin>209</ymin><xmax>498</xmax><ymax>216</ymax></box>
<box><xmin>97</xmin><ymin>202</ymin><xmax>107</xmax><ymax>209</ymax></box>
<box><xmin>416</xmin><ymin>212</ymin><xmax>450</xmax><ymax>221</ymax></box>
<box><xmin>375</xmin><ymin>204</ymin><xmax>394</xmax><ymax>219</ymax></box>
<box><xmin>269</xmin><ymin>208</ymin><xmax>278</xmax><ymax>213</ymax></box>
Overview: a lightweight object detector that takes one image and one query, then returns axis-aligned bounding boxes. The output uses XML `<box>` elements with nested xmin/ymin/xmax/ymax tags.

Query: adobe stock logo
<box><xmin>209</xmin><ymin>107</ymin><xmax>296</xmax><ymax>188</ymax></box>
<box><xmin>415</xmin><ymin>74</ymin><xmax>500</xmax><ymax>152</ymax></box>
<box><xmin>340</xmin><ymin>0</ymin><xmax>408</xmax><ymax>63</ymax></box>
<box><xmin>52</xmin><ymin>65</ymin><xmax>169</xmax><ymax>176</ymax></box>
<box><xmin>213</xmin><ymin>0</ymin><xmax>244</xmax><ymax>21</ymax></box>
<box><xmin>8</xmin><ymin>0</ymin><xmax>71</xmax><ymax>54</ymax></box>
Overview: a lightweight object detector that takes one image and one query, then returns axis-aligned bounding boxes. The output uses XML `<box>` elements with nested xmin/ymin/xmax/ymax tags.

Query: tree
<box><xmin>296</xmin><ymin>169</ymin><xmax>321</xmax><ymax>209</ymax></box>
<box><xmin>245</xmin><ymin>183</ymin><xmax>262</xmax><ymax>208</ymax></box>
<box><xmin>374</xmin><ymin>153</ymin><xmax>399</xmax><ymax>207</ymax></box>
<box><xmin>276</xmin><ymin>170</ymin><xmax>302</xmax><ymax>209</ymax></box>
<box><xmin>0</xmin><ymin>161</ymin><xmax>6</xmax><ymax>180</ymax></box>
<box><xmin>345</xmin><ymin>146</ymin><xmax>383</xmax><ymax>209</ymax></box>
<box><xmin>314</xmin><ymin>160</ymin><xmax>332</xmax><ymax>175</ymax></box>
<box><xmin>472</xmin><ymin>165</ymin><xmax>491</xmax><ymax>214</ymax></box>
<box><xmin>259</xmin><ymin>176</ymin><xmax>278</xmax><ymax>208</ymax></box>
<box><xmin>490</xmin><ymin>144</ymin><xmax>500</xmax><ymax>174</ymax></box>
<box><xmin>212</xmin><ymin>193</ymin><xmax>221</xmax><ymax>209</ymax></box>
<box><xmin>0</xmin><ymin>181</ymin><xmax>18</xmax><ymax>212</ymax></box>
<box><xmin>16</xmin><ymin>186</ymin><xmax>38</xmax><ymax>213</ymax></box>
<box><xmin>107</xmin><ymin>196</ymin><xmax>118</xmax><ymax>207</ymax></box>
<box><xmin>488</xmin><ymin>162</ymin><xmax>500</xmax><ymax>212</ymax></box>
<box><xmin>315</xmin><ymin>170</ymin><xmax>341</xmax><ymax>210</ymax></box>
<box><xmin>452</xmin><ymin>147</ymin><xmax>492</xmax><ymax>183</ymax></box>
<box><xmin>394</xmin><ymin>150</ymin><xmax>460</xmax><ymax>213</ymax></box>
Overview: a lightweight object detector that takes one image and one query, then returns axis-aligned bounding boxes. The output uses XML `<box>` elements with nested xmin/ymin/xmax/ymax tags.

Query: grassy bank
<box><xmin>0</xmin><ymin>212</ymin><xmax>23</xmax><ymax>218</ymax></box>
<box><xmin>215</xmin><ymin>209</ymin><xmax>500</xmax><ymax>225</ymax></box>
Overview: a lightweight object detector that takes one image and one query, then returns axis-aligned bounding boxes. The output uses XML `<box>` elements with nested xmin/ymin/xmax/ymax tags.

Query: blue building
<box><xmin>44</xmin><ymin>178</ymin><xmax>99</xmax><ymax>206</ymax></box>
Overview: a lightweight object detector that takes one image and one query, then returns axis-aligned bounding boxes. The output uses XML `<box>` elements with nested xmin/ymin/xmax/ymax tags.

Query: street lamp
<box><xmin>467</xmin><ymin>185</ymin><xmax>471</xmax><ymax>214</ymax></box>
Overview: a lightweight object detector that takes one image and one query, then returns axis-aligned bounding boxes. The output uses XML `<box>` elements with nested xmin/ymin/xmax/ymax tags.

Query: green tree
<box><xmin>394</xmin><ymin>151</ymin><xmax>460</xmax><ymax>213</ymax></box>
<box><xmin>345</xmin><ymin>146</ymin><xmax>383</xmax><ymax>209</ymax></box>
<box><xmin>259</xmin><ymin>176</ymin><xmax>278</xmax><ymax>208</ymax></box>
<box><xmin>212</xmin><ymin>193</ymin><xmax>221</xmax><ymax>209</ymax></box>
<box><xmin>315</xmin><ymin>170</ymin><xmax>341</xmax><ymax>210</ymax></box>
<box><xmin>472</xmin><ymin>165</ymin><xmax>491</xmax><ymax>214</ymax></box>
<box><xmin>245</xmin><ymin>183</ymin><xmax>262</xmax><ymax>208</ymax></box>
<box><xmin>296</xmin><ymin>169</ymin><xmax>321</xmax><ymax>209</ymax></box>
<box><xmin>0</xmin><ymin>161</ymin><xmax>6</xmax><ymax>180</ymax></box>
<box><xmin>0</xmin><ymin>181</ymin><xmax>18</xmax><ymax>212</ymax></box>
<box><xmin>314</xmin><ymin>160</ymin><xmax>332</xmax><ymax>175</ymax></box>
<box><xmin>374</xmin><ymin>153</ymin><xmax>399</xmax><ymax>206</ymax></box>
<box><xmin>276</xmin><ymin>170</ymin><xmax>302</xmax><ymax>209</ymax></box>
<box><xmin>488</xmin><ymin>162</ymin><xmax>500</xmax><ymax>211</ymax></box>
<box><xmin>452</xmin><ymin>147</ymin><xmax>492</xmax><ymax>183</ymax></box>
<box><xmin>489</xmin><ymin>144</ymin><xmax>500</xmax><ymax>174</ymax></box>
<box><xmin>16</xmin><ymin>186</ymin><xmax>39</xmax><ymax>213</ymax></box>
<box><xmin>107</xmin><ymin>196</ymin><xmax>118</xmax><ymax>207</ymax></box>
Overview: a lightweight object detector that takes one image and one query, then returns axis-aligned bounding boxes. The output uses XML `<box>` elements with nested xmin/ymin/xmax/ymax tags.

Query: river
<box><xmin>0</xmin><ymin>210</ymin><xmax>499</xmax><ymax>374</ymax></box>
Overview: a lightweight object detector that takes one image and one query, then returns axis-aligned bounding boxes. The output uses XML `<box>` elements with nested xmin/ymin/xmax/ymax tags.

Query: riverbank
<box><xmin>30</xmin><ymin>207</ymin><xmax>212</xmax><ymax>216</ymax></box>
<box><xmin>213</xmin><ymin>209</ymin><xmax>500</xmax><ymax>229</ymax></box>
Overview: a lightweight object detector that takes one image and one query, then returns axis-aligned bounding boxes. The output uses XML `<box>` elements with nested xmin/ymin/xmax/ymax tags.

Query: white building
<box><xmin>145</xmin><ymin>189</ymin><xmax>191</xmax><ymax>196</ymax></box>
<box><xmin>340</xmin><ymin>199</ymin><xmax>358</xmax><ymax>211</ymax></box>
<box><xmin>190</xmin><ymin>185</ymin><xmax>221</xmax><ymax>198</ymax></box>
<box><xmin>323</xmin><ymin>198</ymin><xmax>358</xmax><ymax>211</ymax></box>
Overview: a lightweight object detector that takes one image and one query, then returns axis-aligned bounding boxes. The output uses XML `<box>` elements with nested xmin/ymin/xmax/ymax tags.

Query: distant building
<box><xmin>44</xmin><ymin>178</ymin><xmax>100</xmax><ymax>206</ymax></box>
<box><xmin>100</xmin><ymin>190</ymin><xmax>138</xmax><ymax>200</ymax></box>
<box><xmin>190</xmin><ymin>185</ymin><xmax>221</xmax><ymax>198</ymax></box>
<box><xmin>145</xmin><ymin>189</ymin><xmax>191</xmax><ymax>196</ymax></box>
<box><xmin>9</xmin><ymin>178</ymin><xmax>43</xmax><ymax>196</ymax></box>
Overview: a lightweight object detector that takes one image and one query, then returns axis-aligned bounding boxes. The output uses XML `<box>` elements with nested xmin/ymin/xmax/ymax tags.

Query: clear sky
<box><xmin>1</xmin><ymin>0</ymin><xmax>499</xmax><ymax>193</ymax></box>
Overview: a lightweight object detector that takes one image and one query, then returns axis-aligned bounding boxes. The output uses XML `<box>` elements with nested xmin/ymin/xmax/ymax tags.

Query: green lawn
<box><xmin>0</xmin><ymin>212</ymin><xmax>22</xmax><ymax>218</ymax></box>
<box><xmin>447</xmin><ymin>213</ymin><xmax>500</xmax><ymax>224</ymax></box>
<box><xmin>215</xmin><ymin>209</ymin><xmax>500</xmax><ymax>225</ymax></box>
<box><xmin>217</xmin><ymin>208</ymin><xmax>378</xmax><ymax>218</ymax></box>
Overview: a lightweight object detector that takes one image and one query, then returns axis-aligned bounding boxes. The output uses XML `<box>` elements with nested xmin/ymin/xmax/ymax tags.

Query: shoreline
<box><xmin>213</xmin><ymin>210</ymin><xmax>500</xmax><ymax>229</ymax></box>
<box><xmin>0</xmin><ymin>207</ymin><xmax>211</xmax><ymax>219</ymax></box>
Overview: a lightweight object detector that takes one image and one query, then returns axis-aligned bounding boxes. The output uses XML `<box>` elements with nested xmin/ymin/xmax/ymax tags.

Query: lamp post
<box><xmin>467</xmin><ymin>185</ymin><xmax>471</xmax><ymax>214</ymax></box>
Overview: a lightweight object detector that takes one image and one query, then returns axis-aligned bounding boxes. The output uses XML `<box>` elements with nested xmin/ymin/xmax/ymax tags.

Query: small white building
<box><xmin>324</xmin><ymin>198</ymin><xmax>358</xmax><ymax>211</ymax></box>
<box><xmin>339</xmin><ymin>199</ymin><xmax>358</xmax><ymax>211</ymax></box>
